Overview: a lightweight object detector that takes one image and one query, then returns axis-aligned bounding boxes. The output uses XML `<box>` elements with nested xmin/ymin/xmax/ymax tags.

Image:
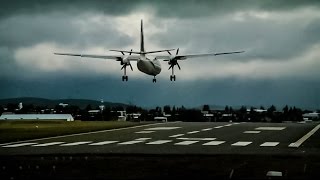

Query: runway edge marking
<box><xmin>0</xmin><ymin>121</ymin><xmax>179</xmax><ymax>146</ymax></box>
<box><xmin>289</xmin><ymin>123</ymin><xmax>320</xmax><ymax>148</ymax></box>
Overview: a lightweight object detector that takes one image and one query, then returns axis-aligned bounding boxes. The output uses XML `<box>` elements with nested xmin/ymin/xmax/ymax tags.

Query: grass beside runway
<box><xmin>0</xmin><ymin>120</ymin><xmax>152</xmax><ymax>143</ymax></box>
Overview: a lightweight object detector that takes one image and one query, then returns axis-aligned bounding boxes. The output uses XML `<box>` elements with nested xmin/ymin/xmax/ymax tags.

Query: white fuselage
<box><xmin>137</xmin><ymin>55</ymin><xmax>161</xmax><ymax>76</ymax></box>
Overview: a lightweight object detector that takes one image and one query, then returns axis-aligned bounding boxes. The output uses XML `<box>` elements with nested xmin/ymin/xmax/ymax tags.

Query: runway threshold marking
<box><xmin>2</xmin><ymin>143</ymin><xmax>38</xmax><ymax>148</ymax></box>
<box><xmin>135</xmin><ymin>138</ymin><xmax>152</xmax><ymax>141</ymax></box>
<box><xmin>89</xmin><ymin>141</ymin><xmax>118</xmax><ymax>146</ymax></box>
<box><xmin>231</xmin><ymin>141</ymin><xmax>252</xmax><ymax>146</ymax></box>
<box><xmin>203</xmin><ymin>141</ymin><xmax>226</xmax><ymax>146</ymax></box>
<box><xmin>244</xmin><ymin>131</ymin><xmax>261</xmax><ymax>134</ymax></box>
<box><xmin>33</xmin><ymin>142</ymin><xmax>65</xmax><ymax>147</ymax></box>
<box><xmin>0</xmin><ymin>122</ymin><xmax>178</xmax><ymax>147</ymax></box>
<box><xmin>177</xmin><ymin>138</ymin><xmax>216</xmax><ymax>141</ymax></box>
<box><xmin>169</xmin><ymin>134</ymin><xmax>184</xmax><ymax>138</ymax></box>
<box><xmin>289</xmin><ymin>123</ymin><xmax>320</xmax><ymax>148</ymax></box>
<box><xmin>146</xmin><ymin>140</ymin><xmax>172</xmax><ymax>145</ymax></box>
<box><xmin>174</xmin><ymin>141</ymin><xmax>199</xmax><ymax>145</ymax></box>
<box><xmin>255</xmin><ymin>127</ymin><xmax>286</xmax><ymax>130</ymax></box>
<box><xmin>260</xmin><ymin>142</ymin><xmax>279</xmax><ymax>147</ymax></box>
<box><xmin>135</xmin><ymin>131</ymin><xmax>155</xmax><ymax>134</ymax></box>
<box><xmin>60</xmin><ymin>141</ymin><xmax>92</xmax><ymax>146</ymax></box>
<box><xmin>118</xmin><ymin>140</ymin><xmax>144</xmax><ymax>145</ymax></box>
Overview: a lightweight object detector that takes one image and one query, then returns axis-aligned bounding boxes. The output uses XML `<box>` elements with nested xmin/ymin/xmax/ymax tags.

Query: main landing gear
<box><xmin>170</xmin><ymin>66</ymin><xmax>177</xmax><ymax>81</ymax></box>
<box><xmin>122</xmin><ymin>75</ymin><xmax>128</xmax><ymax>81</ymax></box>
<box><xmin>152</xmin><ymin>76</ymin><xmax>157</xmax><ymax>83</ymax></box>
<box><xmin>170</xmin><ymin>75</ymin><xmax>176</xmax><ymax>81</ymax></box>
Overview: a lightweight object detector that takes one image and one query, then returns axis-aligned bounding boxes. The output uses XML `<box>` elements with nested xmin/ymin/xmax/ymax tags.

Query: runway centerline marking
<box><xmin>118</xmin><ymin>140</ymin><xmax>144</xmax><ymax>145</ymax></box>
<box><xmin>174</xmin><ymin>141</ymin><xmax>199</xmax><ymax>145</ymax></box>
<box><xmin>260</xmin><ymin>142</ymin><xmax>279</xmax><ymax>147</ymax></box>
<box><xmin>2</xmin><ymin>143</ymin><xmax>38</xmax><ymax>148</ymax></box>
<box><xmin>214</xmin><ymin>126</ymin><xmax>223</xmax><ymax>129</ymax></box>
<box><xmin>145</xmin><ymin>127</ymin><xmax>181</xmax><ymax>130</ymax></box>
<box><xmin>201</xmin><ymin>128</ymin><xmax>212</xmax><ymax>131</ymax></box>
<box><xmin>169</xmin><ymin>134</ymin><xmax>184</xmax><ymax>138</ymax></box>
<box><xmin>60</xmin><ymin>141</ymin><xmax>92</xmax><ymax>146</ymax></box>
<box><xmin>177</xmin><ymin>138</ymin><xmax>216</xmax><ymax>141</ymax></box>
<box><xmin>203</xmin><ymin>141</ymin><xmax>226</xmax><ymax>146</ymax></box>
<box><xmin>255</xmin><ymin>127</ymin><xmax>286</xmax><ymax>131</ymax></box>
<box><xmin>135</xmin><ymin>131</ymin><xmax>155</xmax><ymax>134</ymax></box>
<box><xmin>244</xmin><ymin>131</ymin><xmax>261</xmax><ymax>134</ymax></box>
<box><xmin>224</xmin><ymin>124</ymin><xmax>232</xmax><ymax>127</ymax></box>
<box><xmin>231</xmin><ymin>141</ymin><xmax>252</xmax><ymax>146</ymax></box>
<box><xmin>33</xmin><ymin>142</ymin><xmax>65</xmax><ymax>147</ymax></box>
<box><xmin>289</xmin><ymin>124</ymin><xmax>320</xmax><ymax>148</ymax></box>
<box><xmin>146</xmin><ymin>140</ymin><xmax>172</xmax><ymax>145</ymax></box>
<box><xmin>89</xmin><ymin>141</ymin><xmax>118</xmax><ymax>146</ymax></box>
<box><xmin>187</xmin><ymin>131</ymin><xmax>200</xmax><ymax>134</ymax></box>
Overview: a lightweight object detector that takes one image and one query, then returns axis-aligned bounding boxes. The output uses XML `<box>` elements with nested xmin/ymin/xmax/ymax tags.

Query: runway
<box><xmin>0</xmin><ymin>121</ymin><xmax>319</xmax><ymax>155</ymax></box>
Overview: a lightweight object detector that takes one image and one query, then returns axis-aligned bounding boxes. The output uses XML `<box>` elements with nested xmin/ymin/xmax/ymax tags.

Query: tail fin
<box><xmin>140</xmin><ymin>19</ymin><xmax>145</xmax><ymax>53</ymax></box>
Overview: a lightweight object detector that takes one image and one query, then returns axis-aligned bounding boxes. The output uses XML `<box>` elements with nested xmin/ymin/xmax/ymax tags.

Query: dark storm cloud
<box><xmin>1</xmin><ymin>0</ymin><xmax>320</xmax><ymax>19</ymax></box>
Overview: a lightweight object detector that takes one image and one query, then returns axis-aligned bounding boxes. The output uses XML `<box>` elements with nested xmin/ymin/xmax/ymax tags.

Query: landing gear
<box><xmin>170</xmin><ymin>66</ymin><xmax>176</xmax><ymax>81</ymax></box>
<box><xmin>122</xmin><ymin>75</ymin><xmax>128</xmax><ymax>81</ymax></box>
<box><xmin>121</xmin><ymin>64</ymin><xmax>129</xmax><ymax>82</ymax></box>
<box><xmin>170</xmin><ymin>75</ymin><xmax>176</xmax><ymax>81</ymax></box>
<box><xmin>152</xmin><ymin>76</ymin><xmax>157</xmax><ymax>83</ymax></box>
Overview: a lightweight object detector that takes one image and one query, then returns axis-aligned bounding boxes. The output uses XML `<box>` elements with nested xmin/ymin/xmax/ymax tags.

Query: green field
<box><xmin>0</xmin><ymin>120</ymin><xmax>152</xmax><ymax>144</ymax></box>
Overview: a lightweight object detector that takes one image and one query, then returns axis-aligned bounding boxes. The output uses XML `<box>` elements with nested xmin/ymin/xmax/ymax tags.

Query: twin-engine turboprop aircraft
<box><xmin>54</xmin><ymin>20</ymin><xmax>244</xmax><ymax>83</ymax></box>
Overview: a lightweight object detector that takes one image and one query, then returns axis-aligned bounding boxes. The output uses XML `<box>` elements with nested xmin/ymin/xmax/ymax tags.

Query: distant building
<box><xmin>303</xmin><ymin>112</ymin><xmax>320</xmax><ymax>120</ymax></box>
<box><xmin>0</xmin><ymin>114</ymin><xmax>74</xmax><ymax>121</ymax></box>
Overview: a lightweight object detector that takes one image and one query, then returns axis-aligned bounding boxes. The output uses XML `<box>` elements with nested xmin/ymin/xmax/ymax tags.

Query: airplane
<box><xmin>54</xmin><ymin>20</ymin><xmax>244</xmax><ymax>83</ymax></box>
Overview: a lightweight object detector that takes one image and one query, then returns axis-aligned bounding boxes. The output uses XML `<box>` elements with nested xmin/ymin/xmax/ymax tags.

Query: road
<box><xmin>1</xmin><ymin>121</ymin><xmax>320</xmax><ymax>179</ymax></box>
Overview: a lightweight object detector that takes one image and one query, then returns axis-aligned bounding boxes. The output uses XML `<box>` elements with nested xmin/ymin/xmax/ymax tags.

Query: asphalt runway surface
<box><xmin>1</xmin><ymin>121</ymin><xmax>320</xmax><ymax>179</ymax></box>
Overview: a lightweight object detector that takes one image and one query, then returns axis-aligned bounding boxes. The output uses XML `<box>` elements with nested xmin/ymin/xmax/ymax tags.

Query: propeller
<box><xmin>120</xmin><ymin>49</ymin><xmax>133</xmax><ymax>71</ymax></box>
<box><xmin>168</xmin><ymin>48</ymin><xmax>181</xmax><ymax>70</ymax></box>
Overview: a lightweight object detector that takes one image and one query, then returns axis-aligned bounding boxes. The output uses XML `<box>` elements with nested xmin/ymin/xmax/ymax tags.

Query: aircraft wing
<box><xmin>54</xmin><ymin>53</ymin><xmax>140</xmax><ymax>61</ymax></box>
<box><xmin>156</xmin><ymin>51</ymin><xmax>245</xmax><ymax>60</ymax></box>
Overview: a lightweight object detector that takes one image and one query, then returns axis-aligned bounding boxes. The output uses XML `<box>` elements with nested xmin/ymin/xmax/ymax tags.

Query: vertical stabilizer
<box><xmin>140</xmin><ymin>19</ymin><xmax>145</xmax><ymax>53</ymax></box>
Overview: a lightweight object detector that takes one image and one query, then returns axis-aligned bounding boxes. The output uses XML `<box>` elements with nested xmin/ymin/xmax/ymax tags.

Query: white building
<box><xmin>0</xmin><ymin>114</ymin><xmax>74</xmax><ymax>121</ymax></box>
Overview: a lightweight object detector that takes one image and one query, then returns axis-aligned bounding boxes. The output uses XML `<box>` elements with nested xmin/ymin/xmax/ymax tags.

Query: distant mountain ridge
<box><xmin>0</xmin><ymin>97</ymin><xmax>128</xmax><ymax>109</ymax></box>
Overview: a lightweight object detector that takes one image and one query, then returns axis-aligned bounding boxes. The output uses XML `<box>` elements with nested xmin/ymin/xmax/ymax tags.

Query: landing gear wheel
<box><xmin>122</xmin><ymin>76</ymin><xmax>128</xmax><ymax>81</ymax></box>
<box><xmin>152</xmin><ymin>78</ymin><xmax>157</xmax><ymax>83</ymax></box>
<box><xmin>170</xmin><ymin>75</ymin><xmax>176</xmax><ymax>81</ymax></box>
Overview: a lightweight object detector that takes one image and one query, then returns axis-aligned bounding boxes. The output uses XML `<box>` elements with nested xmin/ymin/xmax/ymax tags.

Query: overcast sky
<box><xmin>1</xmin><ymin>0</ymin><xmax>320</xmax><ymax>109</ymax></box>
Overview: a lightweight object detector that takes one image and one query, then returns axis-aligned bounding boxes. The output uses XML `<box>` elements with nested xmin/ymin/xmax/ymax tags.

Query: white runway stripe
<box><xmin>260</xmin><ymin>142</ymin><xmax>279</xmax><ymax>147</ymax></box>
<box><xmin>289</xmin><ymin>124</ymin><xmax>320</xmax><ymax>148</ymax></box>
<box><xmin>203</xmin><ymin>141</ymin><xmax>226</xmax><ymax>146</ymax></box>
<box><xmin>146</xmin><ymin>140</ymin><xmax>172</xmax><ymax>145</ymax></box>
<box><xmin>145</xmin><ymin>127</ymin><xmax>181</xmax><ymax>130</ymax></box>
<box><xmin>33</xmin><ymin>142</ymin><xmax>64</xmax><ymax>147</ymax></box>
<box><xmin>118</xmin><ymin>140</ymin><xmax>144</xmax><ymax>145</ymax></box>
<box><xmin>231</xmin><ymin>141</ymin><xmax>252</xmax><ymax>146</ymax></box>
<box><xmin>224</xmin><ymin>124</ymin><xmax>232</xmax><ymax>127</ymax></box>
<box><xmin>177</xmin><ymin>138</ymin><xmax>216</xmax><ymax>141</ymax></box>
<box><xmin>201</xmin><ymin>128</ymin><xmax>212</xmax><ymax>131</ymax></box>
<box><xmin>255</xmin><ymin>127</ymin><xmax>286</xmax><ymax>131</ymax></box>
<box><xmin>135</xmin><ymin>131</ymin><xmax>155</xmax><ymax>134</ymax></box>
<box><xmin>214</xmin><ymin>126</ymin><xmax>223</xmax><ymax>129</ymax></box>
<box><xmin>169</xmin><ymin>134</ymin><xmax>184</xmax><ymax>138</ymax></box>
<box><xmin>174</xmin><ymin>141</ymin><xmax>199</xmax><ymax>145</ymax></box>
<box><xmin>135</xmin><ymin>138</ymin><xmax>151</xmax><ymax>141</ymax></box>
<box><xmin>3</xmin><ymin>143</ymin><xmax>37</xmax><ymax>148</ymax></box>
<box><xmin>187</xmin><ymin>131</ymin><xmax>200</xmax><ymax>134</ymax></box>
<box><xmin>244</xmin><ymin>131</ymin><xmax>261</xmax><ymax>134</ymax></box>
<box><xmin>89</xmin><ymin>141</ymin><xmax>118</xmax><ymax>146</ymax></box>
<box><xmin>60</xmin><ymin>141</ymin><xmax>92</xmax><ymax>146</ymax></box>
